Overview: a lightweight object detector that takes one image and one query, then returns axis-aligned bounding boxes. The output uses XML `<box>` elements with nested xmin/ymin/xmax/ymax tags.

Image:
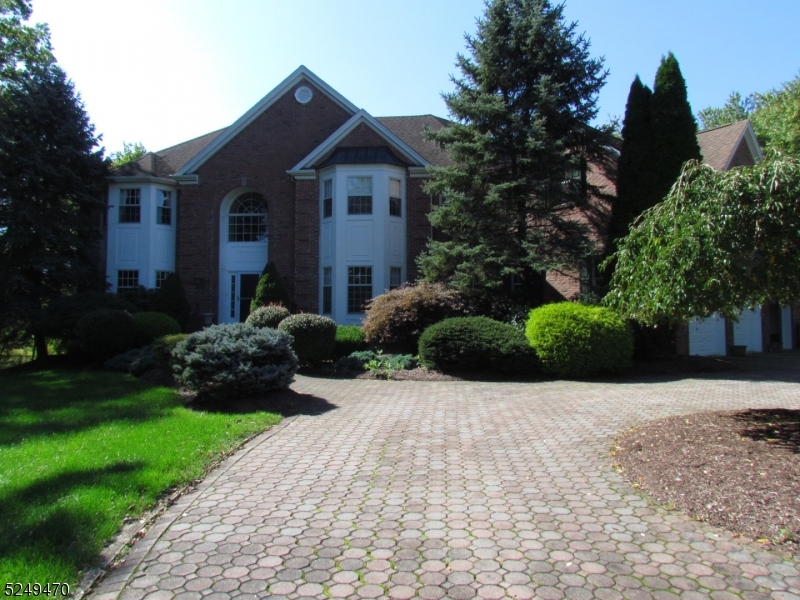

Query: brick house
<box><xmin>105</xmin><ymin>66</ymin><xmax>615</xmax><ymax>326</ymax></box>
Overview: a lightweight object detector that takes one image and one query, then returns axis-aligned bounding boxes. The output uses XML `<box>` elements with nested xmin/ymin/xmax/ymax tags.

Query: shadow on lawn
<box><xmin>0</xmin><ymin>369</ymin><xmax>175</xmax><ymax>447</ymax></box>
<box><xmin>188</xmin><ymin>388</ymin><xmax>337</xmax><ymax>418</ymax></box>
<box><xmin>0</xmin><ymin>461</ymin><xmax>144</xmax><ymax>575</ymax></box>
<box><xmin>733</xmin><ymin>408</ymin><xmax>800</xmax><ymax>454</ymax></box>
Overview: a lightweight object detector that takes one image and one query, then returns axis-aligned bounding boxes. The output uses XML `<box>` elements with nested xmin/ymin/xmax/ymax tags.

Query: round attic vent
<box><xmin>295</xmin><ymin>86</ymin><xmax>313</xmax><ymax>104</ymax></box>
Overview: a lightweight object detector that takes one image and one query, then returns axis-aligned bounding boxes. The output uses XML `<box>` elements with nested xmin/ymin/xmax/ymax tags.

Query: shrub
<box><xmin>333</xmin><ymin>325</ymin><xmax>366</xmax><ymax>358</ymax></box>
<box><xmin>525</xmin><ymin>302</ymin><xmax>633</xmax><ymax>377</ymax></box>
<box><xmin>76</xmin><ymin>309</ymin><xmax>142</xmax><ymax>362</ymax></box>
<box><xmin>380</xmin><ymin>354</ymin><xmax>418</xmax><ymax>370</ymax></box>
<box><xmin>334</xmin><ymin>350</ymin><xmax>377</xmax><ymax>372</ymax></box>
<box><xmin>250</xmin><ymin>262</ymin><xmax>291</xmax><ymax>310</ymax></box>
<box><xmin>153</xmin><ymin>333</ymin><xmax>188</xmax><ymax>364</ymax></box>
<box><xmin>104</xmin><ymin>345</ymin><xmax>161</xmax><ymax>376</ymax></box>
<box><xmin>118</xmin><ymin>286</ymin><xmax>157</xmax><ymax>312</ymax></box>
<box><xmin>277</xmin><ymin>314</ymin><xmax>336</xmax><ymax>365</ymax></box>
<box><xmin>362</xmin><ymin>282</ymin><xmax>471</xmax><ymax>352</ymax></box>
<box><xmin>152</xmin><ymin>273</ymin><xmax>191</xmax><ymax>331</ymax></box>
<box><xmin>418</xmin><ymin>316</ymin><xmax>536</xmax><ymax>373</ymax></box>
<box><xmin>333</xmin><ymin>350</ymin><xmax>418</xmax><ymax>373</ymax></box>
<box><xmin>171</xmin><ymin>323</ymin><xmax>298</xmax><ymax>396</ymax></box>
<box><xmin>246</xmin><ymin>304</ymin><xmax>291</xmax><ymax>329</ymax></box>
<box><xmin>31</xmin><ymin>291</ymin><xmax>135</xmax><ymax>347</ymax></box>
<box><xmin>132</xmin><ymin>312</ymin><xmax>181</xmax><ymax>343</ymax></box>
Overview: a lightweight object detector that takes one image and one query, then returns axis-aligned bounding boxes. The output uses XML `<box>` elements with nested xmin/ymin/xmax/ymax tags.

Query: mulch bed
<box><xmin>614</xmin><ymin>409</ymin><xmax>800</xmax><ymax>556</ymax></box>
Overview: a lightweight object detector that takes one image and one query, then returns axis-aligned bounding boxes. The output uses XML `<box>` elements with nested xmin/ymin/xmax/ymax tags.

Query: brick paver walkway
<box><xmin>91</xmin><ymin>353</ymin><xmax>800</xmax><ymax>600</ymax></box>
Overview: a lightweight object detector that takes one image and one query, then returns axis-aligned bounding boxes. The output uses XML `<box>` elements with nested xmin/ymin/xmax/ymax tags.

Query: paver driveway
<box><xmin>91</xmin><ymin>354</ymin><xmax>800</xmax><ymax>600</ymax></box>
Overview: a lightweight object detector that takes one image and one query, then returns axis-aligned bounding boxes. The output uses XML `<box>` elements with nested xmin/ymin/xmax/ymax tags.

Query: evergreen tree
<box><xmin>152</xmin><ymin>273</ymin><xmax>191</xmax><ymax>331</ymax></box>
<box><xmin>418</xmin><ymin>0</ymin><xmax>607</xmax><ymax>304</ymax></box>
<box><xmin>0</xmin><ymin>63</ymin><xmax>107</xmax><ymax>357</ymax></box>
<box><xmin>250</xmin><ymin>262</ymin><xmax>290</xmax><ymax>311</ymax></box>
<box><xmin>610</xmin><ymin>76</ymin><xmax>654</xmax><ymax>244</ymax></box>
<box><xmin>650</xmin><ymin>53</ymin><xmax>701</xmax><ymax>203</ymax></box>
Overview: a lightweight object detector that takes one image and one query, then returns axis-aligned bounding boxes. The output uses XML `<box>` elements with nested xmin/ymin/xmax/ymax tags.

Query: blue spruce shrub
<box><xmin>171</xmin><ymin>323</ymin><xmax>298</xmax><ymax>396</ymax></box>
<box><xmin>525</xmin><ymin>302</ymin><xmax>633</xmax><ymax>377</ymax></box>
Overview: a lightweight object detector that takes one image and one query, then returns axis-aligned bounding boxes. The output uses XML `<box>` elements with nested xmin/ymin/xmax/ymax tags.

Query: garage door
<box><xmin>689</xmin><ymin>313</ymin><xmax>726</xmax><ymax>356</ymax></box>
<box><xmin>733</xmin><ymin>307</ymin><xmax>762</xmax><ymax>352</ymax></box>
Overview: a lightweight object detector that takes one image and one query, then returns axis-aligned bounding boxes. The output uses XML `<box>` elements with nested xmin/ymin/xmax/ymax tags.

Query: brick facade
<box><xmin>174</xmin><ymin>79</ymin><xmax>351</xmax><ymax>319</ymax></box>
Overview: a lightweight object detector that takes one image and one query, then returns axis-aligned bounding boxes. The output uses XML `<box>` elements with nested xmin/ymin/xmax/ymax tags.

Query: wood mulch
<box><xmin>614</xmin><ymin>409</ymin><xmax>800</xmax><ymax>556</ymax></box>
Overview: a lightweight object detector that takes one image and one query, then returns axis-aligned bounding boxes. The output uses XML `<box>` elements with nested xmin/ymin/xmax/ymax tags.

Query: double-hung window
<box><xmin>389</xmin><ymin>267</ymin><xmax>402</xmax><ymax>290</ymax></box>
<box><xmin>389</xmin><ymin>178</ymin><xmax>402</xmax><ymax>217</ymax></box>
<box><xmin>347</xmin><ymin>176</ymin><xmax>372</xmax><ymax>215</ymax></box>
<box><xmin>347</xmin><ymin>266</ymin><xmax>372</xmax><ymax>313</ymax></box>
<box><xmin>157</xmin><ymin>190</ymin><xmax>172</xmax><ymax>225</ymax></box>
<box><xmin>119</xmin><ymin>189</ymin><xmax>140</xmax><ymax>223</ymax></box>
<box><xmin>117</xmin><ymin>270</ymin><xmax>139</xmax><ymax>290</ymax></box>
<box><xmin>323</xmin><ymin>179</ymin><xmax>333</xmax><ymax>218</ymax></box>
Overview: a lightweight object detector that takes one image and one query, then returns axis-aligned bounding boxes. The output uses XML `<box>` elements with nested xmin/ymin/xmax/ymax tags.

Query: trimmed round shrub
<box><xmin>246</xmin><ymin>304</ymin><xmax>291</xmax><ymax>329</ymax></box>
<box><xmin>76</xmin><ymin>309</ymin><xmax>142</xmax><ymax>362</ymax></box>
<box><xmin>333</xmin><ymin>325</ymin><xmax>366</xmax><ymax>359</ymax></box>
<box><xmin>132</xmin><ymin>311</ymin><xmax>181</xmax><ymax>343</ymax></box>
<box><xmin>277</xmin><ymin>314</ymin><xmax>336</xmax><ymax>365</ymax></box>
<box><xmin>418</xmin><ymin>316</ymin><xmax>536</xmax><ymax>373</ymax></box>
<box><xmin>362</xmin><ymin>282</ymin><xmax>471</xmax><ymax>352</ymax></box>
<box><xmin>153</xmin><ymin>333</ymin><xmax>189</xmax><ymax>364</ymax></box>
<box><xmin>171</xmin><ymin>323</ymin><xmax>298</xmax><ymax>396</ymax></box>
<box><xmin>525</xmin><ymin>302</ymin><xmax>633</xmax><ymax>377</ymax></box>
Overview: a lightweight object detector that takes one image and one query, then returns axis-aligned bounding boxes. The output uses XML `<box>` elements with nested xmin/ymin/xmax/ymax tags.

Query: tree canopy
<box><xmin>604</xmin><ymin>153</ymin><xmax>800</xmax><ymax>325</ymax></box>
<box><xmin>697</xmin><ymin>74</ymin><xmax>800</xmax><ymax>155</ymax></box>
<box><xmin>417</xmin><ymin>0</ymin><xmax>607</xmax><ymax>304</ymax></box>
<box><xmin>610</xmin><ymin>54</ymin><xmax>701</xmax><ymax>250</ymax></box>
<box><xmin>109</xmin><ymin>141</ymin><xmax>147</xmax><ymax>167</ymax></box>
<box><xmin>0</xmin><ymin>4</ymin><xmax>106</xmax><ymax>355</ymax></box>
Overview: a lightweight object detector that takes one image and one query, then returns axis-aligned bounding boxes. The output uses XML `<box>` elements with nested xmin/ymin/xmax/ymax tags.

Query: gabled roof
<box><xmin>288</xmin><ymin>110</ymin><xmax>431</xmax><ymax>175</ymax></box>
<box><xmin>318</xmin><ymin>146</ymin><xmax>409</xmax><ymax>168</ymax></box>
<box><xmin>697</xmin><ymin>120</ymin><xmax>763</xmax><ymax>172</ymax></box>
<box><xmin>176</xmin><ymin>66</ymin><xmax>359</xmax><ymax>176</ymax></box>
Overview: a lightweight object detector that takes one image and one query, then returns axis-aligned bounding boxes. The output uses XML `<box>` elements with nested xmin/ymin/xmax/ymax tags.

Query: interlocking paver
<box><xmin>89</xmin><ymin>352</ymin><xmax>800</xmax><ymax>599</ymax></box>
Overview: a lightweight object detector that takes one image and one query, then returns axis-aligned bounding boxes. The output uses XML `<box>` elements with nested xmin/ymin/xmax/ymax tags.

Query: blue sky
<box><xmin>31</xmin><ymin>0</ymin><xmax>800</xmax><ymax>155</ymax></box>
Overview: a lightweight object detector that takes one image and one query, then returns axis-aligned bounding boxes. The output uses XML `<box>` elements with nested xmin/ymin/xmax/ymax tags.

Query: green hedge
<box><xmin>76</xmin><ymin>309</ymin><xmax>142</xmax><ymax>362</ymax></box>
<box><xmin>525</xmin><ymin>302</ymin><xmax>633</xmax><ymax>377</ymax></box>
<box><xmin>418</xmin><ymin>316</ymin><xmax>536</xmax><ymax>373</ymax></box>
<box><xmin>333</xmin><ymin>325</ymin><xmax>366</xmax><ymax>358</ymax></box>
<box><xmin>277</xmin><ymin>314</ymin><xmax>336</xmax><ymax>365</ymax></box>
<box><xmin>132</xmin><ymin>312</ymin><xmax>181</xmax><ymax>343</ymax></box>
<box><xmin>246</xmin><ymin>305</ymin><xmax>291</xmax><ymax>329</ymax></box>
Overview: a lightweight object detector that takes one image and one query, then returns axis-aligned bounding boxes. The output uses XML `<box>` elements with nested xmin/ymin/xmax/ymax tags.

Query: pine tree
<box><xmin>152</xmin><ymin>273</ymin><xmax>191</xmax><ymax>331</ymax></box>
<box><xmin>610</xmin><ymin>76</ymin><xmax>654</xmax><ymax>244</ymax></box>
<box><xmin>250</xmin><ymin>262</ymin><xmax>290</xmax><ymax>311</ymax></box>
<box><xmin>650</xmin><ymin>53</ymin><xmax>701</xmax><ymax>203</ymax></box>
<box><xmin>0</xmin><ymin>63</ymin><xmax>107</xmax><ymax>357</ymax></box>
<box><xmin>418</xmin><ymin>0</ymin><xmax>607</xmax><ymax>304</ymax></box>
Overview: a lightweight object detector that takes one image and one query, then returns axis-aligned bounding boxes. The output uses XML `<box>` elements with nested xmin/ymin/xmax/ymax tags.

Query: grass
<box><xmin>0</xmin><ymin>368</ymin><xmax>281</xmax><ymax>586</ymax></box>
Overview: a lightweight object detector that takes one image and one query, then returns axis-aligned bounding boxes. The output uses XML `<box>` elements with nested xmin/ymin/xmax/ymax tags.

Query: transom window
<box><xmin>389</xmin><ymin>178</ymin><xmax>402</xmax><ymax>217</ymax></box>
<box><xmin>157</xmin><ymin>190</ymin><xmax>172</xmax><ymax>225</ymax></box>
<box><xmin>347</xmin><ymin>176</ymin><xmax>372</xmax><ymax>215</ymax></box>
<box><xmin>228</xmin><ymin>193</ymin><xmax>268</xmax><ymax>242</ymax></box>
<box><xmin>119</xmin><ymin>189</ymin><xmax>140</xmax><ymax>223</ymax></box>
<box><xmin>323</xmin><ymin>179</ymin><xmax>333</xmax><ymax>219</ymax></box>
<box><xmin>117</xmin><ymin>270</ymin><xmax>139</xmax><ymax>290</ymax></box>
<box><xmin>347</xmin><ymin>266</ymin><xmax>372</xmax><ymax>313</ymax></box>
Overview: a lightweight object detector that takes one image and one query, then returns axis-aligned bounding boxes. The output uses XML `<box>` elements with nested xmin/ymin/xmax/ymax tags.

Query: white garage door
<box><xmin>733</xmin><ymin>307</ymin><xmax>762</xmax><ymax>352</ymax></box>
<box><xmin>689</xmin><ymin>313</ymin><xmax>726</xmax><ymax>356</ymax></box>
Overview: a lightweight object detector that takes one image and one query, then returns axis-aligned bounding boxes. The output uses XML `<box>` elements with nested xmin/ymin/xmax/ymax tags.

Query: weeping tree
<box><xmin>604</xmin><ymin>152</ymin><xmax>800</xmax><ymax>325</ymax></box>
<box><xmin>418</xmin><ymin>0</ymin><xmax>608</xmax><ymax>305</ymax></box>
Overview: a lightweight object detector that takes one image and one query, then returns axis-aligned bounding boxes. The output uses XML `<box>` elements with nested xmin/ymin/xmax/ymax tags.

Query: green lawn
<box><xmin>0</xmin><ymin>368</ymin><xmax>281</xmax><ymax>586</ymax></box>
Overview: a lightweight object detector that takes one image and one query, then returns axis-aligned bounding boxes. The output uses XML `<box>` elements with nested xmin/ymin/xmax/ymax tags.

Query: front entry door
<box><xmin>230</xmin><ymin>273</ymin><xmax>260</xmax><ymax>322</ymax></box>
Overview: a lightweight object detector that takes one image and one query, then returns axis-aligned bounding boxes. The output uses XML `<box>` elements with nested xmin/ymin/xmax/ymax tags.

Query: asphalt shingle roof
<box><xmin>697</xmin><ymin>120</ymin><xmax>749</xmax><ymax>172</ymax></box>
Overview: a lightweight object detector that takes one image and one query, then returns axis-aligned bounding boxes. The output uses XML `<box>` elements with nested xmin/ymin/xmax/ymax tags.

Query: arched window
<box><xmin>228</xmin><ymin>193</ymin><xmax>267</xmax><ymax>242</ymax></box>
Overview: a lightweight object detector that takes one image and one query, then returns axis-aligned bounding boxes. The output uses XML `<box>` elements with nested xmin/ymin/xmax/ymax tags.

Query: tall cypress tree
<box><xmin>418</xmin><ymin>0</ymin><xmax>607</xmax><ymax>304</ymax></box>
<box><xmin>650</xmin><ymin>53</ymin><xmax>701</xmax><ymax>202</ymax></box>
<box><xmin>611</xmin><ymin>76</ymin><xmax>654</xmax><ymax>244</ymax></box>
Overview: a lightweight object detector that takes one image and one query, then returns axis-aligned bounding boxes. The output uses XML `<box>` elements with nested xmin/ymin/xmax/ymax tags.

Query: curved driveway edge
<box><xmin>91</xmin><ymin>354</ymin><xmax>800</xmax><ymax>600</ymax></box>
